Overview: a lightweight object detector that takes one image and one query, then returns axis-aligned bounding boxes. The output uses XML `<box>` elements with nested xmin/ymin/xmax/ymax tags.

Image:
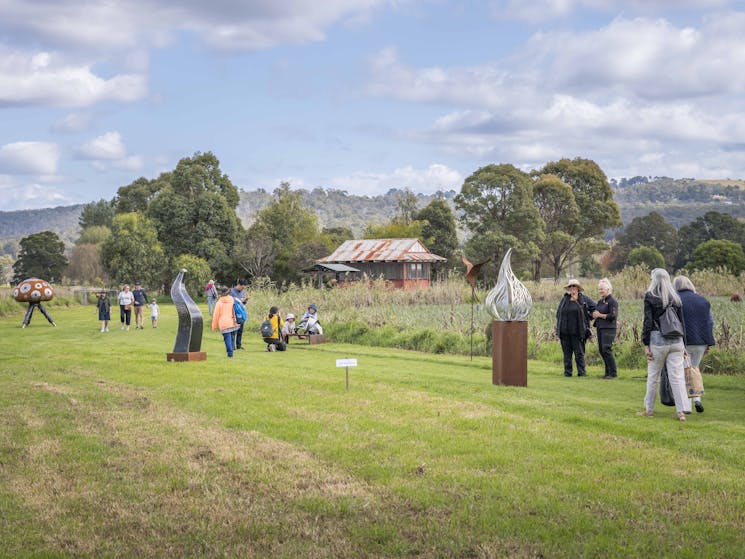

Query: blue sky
<box><xmin>2</xmin><ymin>0</ymin><xmax>745</xmax><ymax>210</ymax></box>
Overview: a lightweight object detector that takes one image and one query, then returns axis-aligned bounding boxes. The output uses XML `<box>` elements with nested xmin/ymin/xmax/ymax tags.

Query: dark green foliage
<box><xmin>688</xmin><ymin>240</ymin><xmax>745</xmax><ymax>274</ymax></box>
<box><xmin>12</xmin><ymin>230</ymin><xmax>68</xmax><ymax>283</ymax></box>
<box><xmin>415</xmin><ymin>198</ymin><xmax>458</xmax><ymax>264</ymax></box>
<box><xmin>627</xmin><ymin>246</ymin><xmax>665</xmax><ymax>270</ymax></box>
<box><xmin>676</xmin><ymin>211</ymin><xmax>745</xmax><ymax>268</ymax></box>
<box><xmin>79</xmin><ymin>199</ymin><xmax>115</xmax><ymax>229</ymax></box>
<box><xmin>100</xmin><ymin>213</ymin><xmax>166</xmax><ymax>288</ymax></box>
<box><xmin>610</xmin><ymin>211</ymin><xmax>678</xmax><ymax>270</ymax></box>
<box><xmin>456</xmin><ymin>164</ymin><xmax>543</xmax><ymax>278</ymax></box>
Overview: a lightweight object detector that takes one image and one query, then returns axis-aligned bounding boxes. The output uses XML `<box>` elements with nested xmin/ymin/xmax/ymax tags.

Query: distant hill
<box><xmin>2</xmin><ymin>179</ymin><xmax>744</xmax><ymax>254</ymax></box>
<box><xmin>610</xmin><ymin>177</ymin><xmax>745</xmax><ymax>228</ymax></box>
<box><xmin>0</xmin><ymin>204</ymin><xmax>84</xmax><ymax>254</ymax></box>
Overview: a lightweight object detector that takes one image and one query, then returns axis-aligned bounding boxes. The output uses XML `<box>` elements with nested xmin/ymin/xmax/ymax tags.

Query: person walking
<box><xmin>132</xmin><ymin>283</ymin><xmax>148</xmax><ymax>329</ymax></box>
<box><xmin>211</xmin><ymin>286</ymin><xmax>240</xmax><ymax>358</ymax></box>
<box><xmin>674</xmin><ymin>276</ymin><xmax>714</xmax><ymax>413</ymax></box>
<box><xmin>95</xmin><ymin>289</ymin><xmax>111</xmax><ymax>332</ymax></box>
<box><xmin>592</xmin><ymin>278</ymin><xmax>619</xmax><ymax>379</ymax></box>
<box><xmin>205</xmin><ymin>279</ymin><xmax>218</xmax><ymax>315</ymax></box>
<box><xmin>117</xmin><ymin>284</ymin><xmax>134</xmax><ymax>331</ymax></box>
<box><xmin>230</xmin><ymin>279</ymin><xmax>248</xmax><ymax>350</ymax></box>
<box><xmin>149</xmin><ymin>298</ymin><xmax>160</xmax><ymax>329</ymax></box>
<box><xmin>556</xmin><ymin>279</ymin><xmax>596</xmax><ymax>377</ymax></box>
<box><xmin>641</xmin><ymin>268</ymin><xmax>688</xmax><ymax>422</ymax></box>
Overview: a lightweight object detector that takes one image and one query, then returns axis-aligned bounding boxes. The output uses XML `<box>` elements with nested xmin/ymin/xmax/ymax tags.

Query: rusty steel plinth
<box><xmin>491</xmin><ymin>320</ymin><xmax>528</xmax><ymax>387</ymax></box>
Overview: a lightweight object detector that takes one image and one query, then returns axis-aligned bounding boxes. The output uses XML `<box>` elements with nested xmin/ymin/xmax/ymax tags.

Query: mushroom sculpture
<box><xmin>13</xmin><ymin>278</ymin><xmax>56</xmax><ymax>328</ymax></box>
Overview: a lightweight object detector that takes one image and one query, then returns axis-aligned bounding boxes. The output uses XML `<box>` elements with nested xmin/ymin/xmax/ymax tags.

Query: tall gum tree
<box><xmin>535</xmin><ymin>158</ymin><xmax>621</xmax><ymax>278</ymax></box>
<box><xmin>455</xmin><ymin>163</ymin><xmax>544</xmax><ymax>279</ymax></box>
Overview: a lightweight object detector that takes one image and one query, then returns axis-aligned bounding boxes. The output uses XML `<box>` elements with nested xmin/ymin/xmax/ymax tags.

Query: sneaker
<box><xmin>121</xmin><ymin>325</ymin><xmax>125</xmax><ymax>330</ymax></box>
<box><xmin>101</xmin><ymin>328</ymin><xmax>105</xmax><ymax>332</ymax></box>
<box><xmin>105</xmin><ymin>327</ymin><xmax>109</xmax><ymax>332</ymax></box>
<box><xmin>637</xmin><ymin>410</ymin><xmax>654</xmax><ymax>417</ymax></box>
<box><xmin>269</xmin><ymin>344</ymin><xmax>276</xmax><ymax>352</ymax></box>
<box><xmin>677</xmin><ymin>412</ymin><xmax>686</xmax><ymax>422</ymax></box>
<box><xmin>695</xmin><ymin>401</ymin><xmax>704</xmax><ymax>413</ymax></box>
<box><xmin>126</xmin><ymin>326</ymin><xmax>130</xmax><ymax>331</ymax></box>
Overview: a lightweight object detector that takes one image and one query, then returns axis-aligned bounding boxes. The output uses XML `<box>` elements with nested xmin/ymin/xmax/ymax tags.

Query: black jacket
<box><xmin>593</xmin><ymin>294</ymin><xmax>618</xmax><ymax>330</ymax></box>
<box><xmin>677</xmin><ymin>289</ymin><xmax>715</xmax><ymax>347</ymax></box>
<box><xmin>642</xmin><ymin>292</ymin><xmax>685</xmax><ymax>346</ymax></box>
<box><xmin>556</xmin><ymin>292</ymin><xmax>596</xmax><ymax>341</ymax></box>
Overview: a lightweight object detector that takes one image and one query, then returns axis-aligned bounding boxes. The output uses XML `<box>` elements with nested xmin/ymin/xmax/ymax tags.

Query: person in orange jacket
<box><xmin>211</xmin><ymin>286</ymin><xmax>240</xmax><ymax>357</ymax></box>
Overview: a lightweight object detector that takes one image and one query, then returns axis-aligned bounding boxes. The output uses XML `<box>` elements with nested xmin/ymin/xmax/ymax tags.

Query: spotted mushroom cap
<box><xmin>13</xmin><ymin>278</ymin><xmax>54</xmax><ymax>303</ymax></box>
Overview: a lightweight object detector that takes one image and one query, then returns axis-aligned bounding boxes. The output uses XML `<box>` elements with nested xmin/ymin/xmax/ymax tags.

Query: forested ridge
<box><xmin>2</xmin><ymin>177</ymin><xmax>745</xmax><ymax>254</ymax></box>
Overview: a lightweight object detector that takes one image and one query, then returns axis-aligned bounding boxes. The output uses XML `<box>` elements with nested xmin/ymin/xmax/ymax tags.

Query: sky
<box><xmin>2</xmin><ymin>0</ymin><xmax>745</xmax><ymax>211</ymax></box>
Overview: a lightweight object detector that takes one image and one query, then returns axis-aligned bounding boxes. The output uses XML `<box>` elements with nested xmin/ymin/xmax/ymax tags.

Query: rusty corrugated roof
<box><xmin>317</xmin><ymin>238</ymin><xmax>447</xmax><ymax>263</ymax></box>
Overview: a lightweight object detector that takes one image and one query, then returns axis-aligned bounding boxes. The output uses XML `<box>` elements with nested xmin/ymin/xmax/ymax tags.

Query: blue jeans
<box><xmin>222</xmin><ymin>332</ymin><xmax>235</xmax><ymax>357</ymax></box>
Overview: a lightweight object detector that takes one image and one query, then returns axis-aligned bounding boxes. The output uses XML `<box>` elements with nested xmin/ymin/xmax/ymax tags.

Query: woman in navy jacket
<box><xmin>674</xmin><ymin>276</ymin><xmax>715</xmax><ymax>413</ymax></box>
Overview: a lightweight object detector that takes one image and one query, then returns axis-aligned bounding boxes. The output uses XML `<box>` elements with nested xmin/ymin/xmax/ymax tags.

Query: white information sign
<box><xmin>336</xmin><ymin>358</ymin><xmax>358</xmax><ymax>367</ymax></box>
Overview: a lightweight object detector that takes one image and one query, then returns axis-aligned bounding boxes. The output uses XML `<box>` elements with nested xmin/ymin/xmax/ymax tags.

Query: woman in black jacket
<box><xmin>641</xmin><ymin>268</ymin><xmax>688</xmax><ymax>422</ymax></box>
<box><xmin>556</xmin><ymin>279</ymin><xmax>596</xmax><ymax>377</ymax></box>
<box><xmin>592</xmin><ymin>278</ymin><xmax>618</xmax><ymax>379</ymax></box>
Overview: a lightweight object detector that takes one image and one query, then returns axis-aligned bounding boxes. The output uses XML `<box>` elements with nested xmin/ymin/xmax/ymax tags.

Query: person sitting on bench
<box><xmin>298</xmin><ymin>303</ymin><xmax>323</xmax><ymax>335</ymax></box>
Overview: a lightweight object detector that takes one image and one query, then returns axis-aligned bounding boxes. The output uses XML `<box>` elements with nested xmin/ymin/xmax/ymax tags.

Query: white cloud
<box><xmin>330</xmin><ymin>163</ymin><xmax>463</xmax><ymax>195</ymax></box>
<box><xmin>74</xmin><ymin>132</ymin><xmax>144</xmax><ymax>172</ymax></box>
<box><xmin>0</xmin><ymin>48</ymin><xmax>147</xmax><ymax>108</ymax></box>
<box><xmin>0</xmin><ymin>177</ymin><xmax>72</xmax><ymax>211</ymax></box>
<box><xmin>52</xmin><ymin>112</ymin><xmax>94</xmax><ymax>133</ymax></box>
<box><xmin>0</xmin><ymin>142</ymin><xmax>60</xmax><ymax>175</ymax></box>
<box><xmin>76</xmin><ymin>132</ymin><xmax>127</xmax><ymax>161</ymax></box>
<box><xmin>0</xmin><ymin>0</ymin><xmax>394</xmax><ymax>53</ymax></box>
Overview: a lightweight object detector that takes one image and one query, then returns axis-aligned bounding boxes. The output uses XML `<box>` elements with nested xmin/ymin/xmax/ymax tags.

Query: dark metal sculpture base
<box><xmin>22</xmin><ymin>303</ymin><xmax>56</xmax><ymax>328</ymax></box>
<box><xmin>491</xmin><ymin>320</ymin><xmax>527</xmax><ymax>387</ymax></box>
<box><xmin>167</xmin><ymin>352</ymin><xmax>207</xmax><ymax>362</ymax></box>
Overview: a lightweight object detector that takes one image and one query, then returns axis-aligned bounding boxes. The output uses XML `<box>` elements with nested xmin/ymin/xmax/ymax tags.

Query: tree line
<box><xmin>9</xmin><ymin>152</ymin><xmax>745</xmax><ymax>289</ymax></box>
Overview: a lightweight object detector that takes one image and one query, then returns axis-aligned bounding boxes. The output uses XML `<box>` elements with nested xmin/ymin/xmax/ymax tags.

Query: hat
<box><xmin>564</xmin><ymin>279</ymin><xmax>583</xmax><ymax>291</ymax></box>
<box><xmin>308</xmin><ymin>303</ymin><xmax>317</xmax><ymax>311</ymax></box>
<box><xmin>286</xmin><ymin>313</ymin><xmax>295</xmax><ymax>320</ymax></box>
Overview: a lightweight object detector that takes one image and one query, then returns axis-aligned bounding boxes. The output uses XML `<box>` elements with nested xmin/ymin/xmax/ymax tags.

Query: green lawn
<box><xmin>1</xmin><ymin>305</ymin><xmax>744</xmax><ymax>558</ymax></box>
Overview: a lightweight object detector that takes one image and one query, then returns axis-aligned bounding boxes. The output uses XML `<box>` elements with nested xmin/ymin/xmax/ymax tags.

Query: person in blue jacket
<box><xmin>674</xmin><ymin>276</ymin><xmax>715</xmax><ymax>413</ymax></box>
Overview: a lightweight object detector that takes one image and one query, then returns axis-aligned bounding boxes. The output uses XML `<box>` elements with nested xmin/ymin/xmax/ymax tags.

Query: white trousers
<box><xmin>644</xmin><ymin>332</ymin><xmax>688</xmax><ymax>413</ymax></box>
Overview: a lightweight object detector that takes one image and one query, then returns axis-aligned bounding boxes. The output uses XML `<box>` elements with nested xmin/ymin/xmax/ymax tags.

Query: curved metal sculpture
<box><xmin>485</xmin><ymin>248</ymin><xmax>532</xmax><ymax>321</ymax></box>
<box><xmin>170</xmin><ymin>268</ymin><xmax>203</xmax><ymax>353</ymax></box>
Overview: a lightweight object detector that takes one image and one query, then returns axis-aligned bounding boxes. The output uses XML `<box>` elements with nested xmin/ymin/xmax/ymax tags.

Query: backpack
<box><xmin>659</xmin><ymin>305</ymin><xmax>684</xmax><ymax>339</ymax></box>
<box><xmin>233</xmin><ymin>300</ymin><xmax>247</xmax><ymax>324</ymax></box>
<box><xmin>260</xmin><ymin>319</ymin><xmax>274</xmax><ymax>338</ymax></box>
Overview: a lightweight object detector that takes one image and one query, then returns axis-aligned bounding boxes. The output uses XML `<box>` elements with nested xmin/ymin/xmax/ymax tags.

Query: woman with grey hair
<box><xmin>673</xmin><ymin>275</ymin><xmax>714</xmax><ymax>413</ymax></box>
<box><xmin>640</xmin><ymin>268</ymin><xmax>688</xmax><ymax>421</ymax></box>
<box><xmin>592</xmin><ymin>278</ymin><xmax>618</xmax><ymax>379</ymax></box>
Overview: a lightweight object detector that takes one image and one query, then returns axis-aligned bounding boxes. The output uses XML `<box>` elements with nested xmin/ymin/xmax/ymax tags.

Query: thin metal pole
<box><xmin>470</xmin><ymin>285</ymin><xmax>474</xmax><ymax>361</ymax></box>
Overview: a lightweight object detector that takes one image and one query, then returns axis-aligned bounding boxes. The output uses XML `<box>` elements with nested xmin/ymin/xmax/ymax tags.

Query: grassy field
<box><xmin>1</xmin><ymin>305</ymin><xmax>745</xmax><ymax>558</ymax></box>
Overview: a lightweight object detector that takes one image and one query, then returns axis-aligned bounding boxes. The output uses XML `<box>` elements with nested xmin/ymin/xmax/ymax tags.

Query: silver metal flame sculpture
<box><xmin>485</xmin><ymin>248</ymin><xmax>532</xmax><ymax>321</ymax></box>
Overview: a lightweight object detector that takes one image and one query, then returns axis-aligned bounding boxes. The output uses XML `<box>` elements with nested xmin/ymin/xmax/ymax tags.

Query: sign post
<box><xmin>335</xmin><ymin>358</ymin><xmax>358</xmax><ymax>390</ymax></box>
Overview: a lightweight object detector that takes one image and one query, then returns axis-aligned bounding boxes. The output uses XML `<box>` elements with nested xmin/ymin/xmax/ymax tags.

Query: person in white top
<box><xmin>117</xmin><ymin>284</ymin><xmax>135</xmax><ymax>331</ymax></box>
<box><xmin>149</xmin><ymin>298</ymin><xmax>160</xmax><ymax>329</ymax></box>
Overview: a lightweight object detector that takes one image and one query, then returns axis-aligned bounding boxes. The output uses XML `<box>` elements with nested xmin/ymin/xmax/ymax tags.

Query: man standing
<box><xmin>230</xmin><ymin>279</ymin><xmax>248</xmax><ymax>350</ymax></box>
<box><xmin>132</xmin><ymin>283</ymin><xmax>148</xmax><ymax>330</ymax></box>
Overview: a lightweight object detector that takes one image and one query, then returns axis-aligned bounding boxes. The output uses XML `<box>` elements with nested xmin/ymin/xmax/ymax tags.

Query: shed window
<box><xmin>408</xmin><ymin>263</ymin><xmax>423</xmax><ymax>279</ymax></box>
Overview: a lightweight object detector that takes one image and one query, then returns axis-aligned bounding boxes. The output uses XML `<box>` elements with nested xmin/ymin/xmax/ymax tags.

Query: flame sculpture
<box><xmin>485</xmin><ymin>248</ymin><xmax>532</xmax><ymax>321</ymax></box>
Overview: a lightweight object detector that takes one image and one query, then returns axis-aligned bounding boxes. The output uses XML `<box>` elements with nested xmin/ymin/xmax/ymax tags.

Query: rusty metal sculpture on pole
<box><xmin>462</xmin><ymin>255</ymin><xmax>490</xmax><ymax>360</ymax></box>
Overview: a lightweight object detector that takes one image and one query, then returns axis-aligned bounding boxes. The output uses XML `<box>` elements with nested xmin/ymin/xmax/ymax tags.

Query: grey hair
<box><xmin>648</xmin><ymin>268</ymin><xmax>681</xmax><ymax>307</ymax></box>
<box><xmin>673</xmin><ymin>275</ymin><xmax>696</xmax><ymax>293</ymax></box>
<box><xmin>598</xmin><ymin>277</ymin><xmax>612</xmax><ymax>293</ymax></box>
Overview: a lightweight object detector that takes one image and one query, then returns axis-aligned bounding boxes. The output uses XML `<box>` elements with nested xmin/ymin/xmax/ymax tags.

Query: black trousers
<box><xmin>597</xmin><ymin>328</ymin><xmax>617</xmax><ymax>377</ymax></box>
<box><xmin>560</xmin><ymin>334</ymin><xmax>586</xmax><ymax>376</ymax></box>
<box><xmin>119</xmin><ymin>305</ymin><xmax>131</xmax><ymax>325</ymax></box>
<box><xmin>232</xmin><ymin>322</ymin><xmax>244</xmax><ymax>349</ymax></box>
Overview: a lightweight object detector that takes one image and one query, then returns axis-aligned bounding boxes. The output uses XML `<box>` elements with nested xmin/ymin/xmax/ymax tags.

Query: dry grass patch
<box><xmin>4</xmin><ymin>378</ymin><xmax>425</xmax><ymax>558</ymax></box>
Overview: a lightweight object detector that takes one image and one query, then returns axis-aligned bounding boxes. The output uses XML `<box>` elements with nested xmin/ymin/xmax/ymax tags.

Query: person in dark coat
<box><xmin>556</xmin><ymin>279</ymin><xmax>596</xmax><ymax>377</ymax></box>
<box><xmin>674</xmin><ymin>276</ymin><xmax>715</xmax><ymax>413</ymax></box>
<box><xmin>592</xmin><ymin>278</ymin><xmax>619</xmax><ymax>379</ymax></box>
